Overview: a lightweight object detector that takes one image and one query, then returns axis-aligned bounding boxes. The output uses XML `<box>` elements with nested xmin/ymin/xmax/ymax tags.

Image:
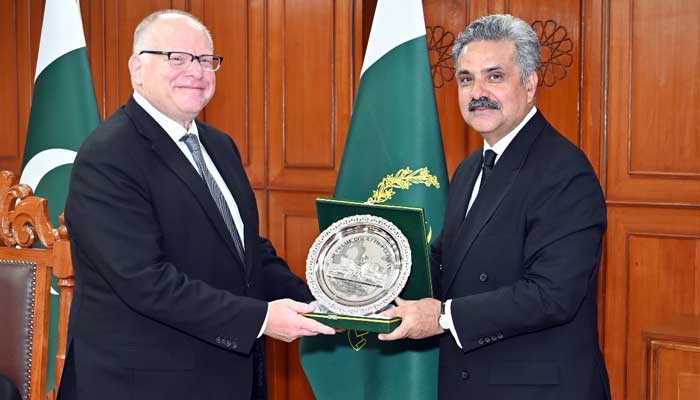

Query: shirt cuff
<box><xmin>257</xmin><ymin>304</ymin><xmax>270</xmax><ymax>338</ymax></box>
<box><xmin>444</xmin><ymin>299</ymin><xmax>463</xmax><ymax>349</ymax></box>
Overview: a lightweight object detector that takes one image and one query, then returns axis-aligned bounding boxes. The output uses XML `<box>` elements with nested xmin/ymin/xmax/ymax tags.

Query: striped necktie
<box><xmin>181</xmin><ymin>133</ymin><xmax>245</xmax><ymax>263</ymax></box>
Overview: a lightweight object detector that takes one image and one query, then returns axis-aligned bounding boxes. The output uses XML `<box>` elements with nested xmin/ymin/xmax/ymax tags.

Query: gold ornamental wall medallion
<box><xmin>306</xmin><ymin>214</ymin><xmax>412</xmax><ymax>316</ymax></box>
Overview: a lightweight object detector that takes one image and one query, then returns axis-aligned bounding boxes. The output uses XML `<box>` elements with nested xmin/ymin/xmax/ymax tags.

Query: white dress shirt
<box><xmin>133</xmin><ymin>92</ymin><xmax>246</xmax><ymax>244</ymax></box>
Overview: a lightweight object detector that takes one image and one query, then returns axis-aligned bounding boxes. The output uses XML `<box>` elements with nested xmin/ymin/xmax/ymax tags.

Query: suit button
<box><xmin>479</xmin><ymin>273</ymin><xmax>488</xmax><ymax>282</ymax></box>
<box><xmin>498</xmin><ymin>333</ymin><xmax>504</xmax><ymax>339</ymax></box>
<box><xmin>478</xmin><ymin>338</ymin><xmax>484</xmax><ymax>345</ymax></box>
<box><xmin>460</xmin><ymin>370</ymin><xmax>470</xmax><ymax>380</ymax></box>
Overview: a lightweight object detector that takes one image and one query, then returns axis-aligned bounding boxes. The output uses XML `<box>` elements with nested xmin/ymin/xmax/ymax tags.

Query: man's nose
<box><xmin>470</xmin><ymin>79</ymin><xmax>489</xmax><ymax>99</ymax></box>
<box><xmin>470</xmin><ymin>79</ymin><xmax>493</xmax><ymax>99</ymax></box>
<box><xmin>184</xmin><ymin>58</ymin><xmax>204</xmax><ymax>78</ymax></box>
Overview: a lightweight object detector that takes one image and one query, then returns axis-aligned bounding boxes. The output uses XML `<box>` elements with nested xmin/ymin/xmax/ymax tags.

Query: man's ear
<box><xmin>525</xmin><ymin>71</ymin><xmax>538</xmax><ymax>103</ymax></box>
<box><xmin>128</xmin><ymin>54</ymin><xmax>143</xmax><ymax>87</ymax></box>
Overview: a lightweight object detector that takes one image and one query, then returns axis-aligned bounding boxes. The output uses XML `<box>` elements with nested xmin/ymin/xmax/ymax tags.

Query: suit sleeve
<box><xmin>66</xmin><ymin>136</ymin><xmax>267</xmax><ymax>355</ymax></box>
<box><xmin>257</xmin><ymin>236</ymin><xmax>314</xmax><ymax>302</ymax></box>
<box><xmin>450</xmin><ymin>161</ymin><xmax>606</xmax><ymax>352</ymax></box>
<box><xmin>430</xmin><ymin>231</ymin><xmax>444</xmax><ymax>298</ymax></box>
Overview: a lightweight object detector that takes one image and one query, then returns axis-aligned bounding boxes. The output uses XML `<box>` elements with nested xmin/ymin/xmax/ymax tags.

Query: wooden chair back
<box><xmin>0</xmin><ymin>170</ymin><xmax>74</xmax><ymax>400</ymax></box>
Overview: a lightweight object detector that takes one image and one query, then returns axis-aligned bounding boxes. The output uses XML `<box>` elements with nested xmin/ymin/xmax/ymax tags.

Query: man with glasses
<box><xmin>58</xmin><ymin>9</ymin><xmax>334</xmax><ymax>400</ymax></box>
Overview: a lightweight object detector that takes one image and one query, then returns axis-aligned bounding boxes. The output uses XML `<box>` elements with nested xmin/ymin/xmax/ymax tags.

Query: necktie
<box><xmin>181</xmin><ymin>133</ymin><xmax>245</xmax><ymax>263</ymax></box>
<box><xmin>479</xmin><ymin>149</ymin><xmax>497</xmax><ymax>190</ymax></box>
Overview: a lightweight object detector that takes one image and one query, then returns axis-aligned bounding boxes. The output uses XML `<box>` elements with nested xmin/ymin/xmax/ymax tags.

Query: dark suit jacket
<box><xmin>58</xmin><ymin>97</ymin><xmax>312</xmax><ymax>400</ymax></box>
<box><xmin>432</xmin><ymin>111</ymin><xmax>611</xmax><ymax>400</ymax></box>
<box><xmin>0</xmin><ymin>374</ymin><xmax>21</xmax><ymax>400</ymax></box>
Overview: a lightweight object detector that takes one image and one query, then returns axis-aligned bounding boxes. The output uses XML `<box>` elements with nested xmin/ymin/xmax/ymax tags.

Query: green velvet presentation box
<box><xmin>304</xmin><ymin>198</ymin><xmax>433</xmax><ymax>333</ymax></box>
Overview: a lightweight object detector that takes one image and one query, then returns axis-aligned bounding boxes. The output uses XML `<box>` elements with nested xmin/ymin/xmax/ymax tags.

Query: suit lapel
<box><xmin>443</xmin><ymin>155</ymin><xmax>481</xmax><ymax>251</ymax></box>
<box><xmin>124</xmin><ymin>98</ymin><xmax>246</xmax><ymax>270</ymax></box>
<box><xmin>442</xmin><ymin>111</ymin><xmax>548</xmax><ymax>293</ymax></box>
<box><xmin>442</xmin><ymin>161</ymin><xmax>520</xmax><ymax>293</ymax></box>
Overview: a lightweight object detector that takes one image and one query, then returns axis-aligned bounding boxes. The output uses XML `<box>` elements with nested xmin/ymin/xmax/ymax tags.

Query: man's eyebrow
<box><xmin>456</xmin><ymin>65</ymin><xmax>504</xmax><ymax>76</ymax></box>
<box><xmin>483</xmin><ymin>66</ymin><xmax>504</xmax><ymax>73</ymax></box>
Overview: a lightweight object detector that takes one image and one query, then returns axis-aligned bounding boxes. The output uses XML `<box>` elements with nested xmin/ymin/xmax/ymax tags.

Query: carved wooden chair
<box><xmin>0</xmin><ymin>170</ymin><xmax>74</xmax><ymax>400</ymax></box>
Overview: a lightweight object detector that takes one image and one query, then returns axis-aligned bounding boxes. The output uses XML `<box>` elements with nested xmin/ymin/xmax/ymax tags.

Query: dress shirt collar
<box><xmin>483</xmin><ymin>106</ymin><xmax>537</xmax><ymax>164</ymax></box>
<box><xmin>133</xmin><ymin>92</ymin><xmax>199</xmax><ymax>141</ymax></box>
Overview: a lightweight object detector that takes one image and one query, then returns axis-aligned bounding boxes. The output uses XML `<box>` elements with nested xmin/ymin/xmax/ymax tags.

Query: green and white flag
<box><xmin>300</xmin><ymin>0</ymin><xmax>448</xmax><ymax>398</ymax></box>
<box><xmin>20</xmin><ymin>0</ymin><xmax>99</xmax><ymax>392</ymax></box>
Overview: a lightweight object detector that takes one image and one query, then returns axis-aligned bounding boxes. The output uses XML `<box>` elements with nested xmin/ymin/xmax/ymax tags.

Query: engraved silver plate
<box><xmin>306</xmin><ymin>214</ymin><xmax>411</xmax><ymax>316</ymax></box>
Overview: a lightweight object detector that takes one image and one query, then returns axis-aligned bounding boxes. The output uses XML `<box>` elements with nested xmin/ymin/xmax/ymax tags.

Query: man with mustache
<box><xmin>57</xmin><ymin>10</ymin><xmax>334</xmax><ymax>400</ymax></box>
<box><xmin>379</xmin><ymin>14</ymin><xmax>611</xmax><ymax>400</ymax></box>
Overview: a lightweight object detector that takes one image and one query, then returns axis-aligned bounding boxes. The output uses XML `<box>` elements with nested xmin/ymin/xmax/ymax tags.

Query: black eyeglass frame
<box><xmin>138</xmin><ymin>50</ymin><xmax>224</xmax><ymax>71</ymax></box>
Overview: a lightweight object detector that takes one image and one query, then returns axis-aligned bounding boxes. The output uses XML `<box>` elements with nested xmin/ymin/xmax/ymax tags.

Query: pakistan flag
<box><xmin>20</xmin><ymin>0</ymin><xmax>99</xmax><ymax>392</ymax></box>
<box><xmin>300</xmin><ymin>0</ymin><xmax>448</xmax><ymax>399</ymax></box>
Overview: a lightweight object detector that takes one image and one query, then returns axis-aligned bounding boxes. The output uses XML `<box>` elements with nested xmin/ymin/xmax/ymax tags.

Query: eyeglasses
<box><xmin>139</xmin><ymin>50</ymin><xmax>224</xmax><ymax>72</ymax></box>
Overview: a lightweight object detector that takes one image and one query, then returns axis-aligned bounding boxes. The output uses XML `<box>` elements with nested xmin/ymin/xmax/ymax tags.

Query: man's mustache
<box><xmin>468</xmin><ymin>97</ymin><xmax>501</xmax><ymax>111</ymax></box>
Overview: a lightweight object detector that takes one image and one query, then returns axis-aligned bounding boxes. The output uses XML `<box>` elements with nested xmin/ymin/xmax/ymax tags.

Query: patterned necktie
<box><xmin>479</xmin><ymin>149</ymin><xmax>497</xmax><ymax>190</ymax></box>
<box><xmin>181</xmin><ymin>133</ymin><xmax>245</xmax><ymax>263</ymax></box>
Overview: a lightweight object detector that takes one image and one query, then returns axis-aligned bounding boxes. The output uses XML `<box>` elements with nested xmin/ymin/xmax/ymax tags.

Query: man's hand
<box><xmin>377</xmin><ymin>297</ymin><xmax>443</xmax><ymax>341</ymax></box>
<box><xmin>264</xmin><ymin>299</ymin><xmax>336</xmax><ymax>342</ymax></box>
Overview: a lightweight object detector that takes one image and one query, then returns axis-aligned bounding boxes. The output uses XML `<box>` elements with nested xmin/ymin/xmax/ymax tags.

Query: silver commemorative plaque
<box><xmin>306</xmin><ymin>214</ymin><xmax>411</xmax><ymax>316</ymax></box>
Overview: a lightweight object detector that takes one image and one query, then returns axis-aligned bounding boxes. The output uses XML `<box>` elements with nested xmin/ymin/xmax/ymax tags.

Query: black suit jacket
<box><xmin>0</xmin><ymin>374</ymin><xmax>21</xmax><ymax>400</ymax></box>
<box><xmin>58</xmin><ymin>98</ymin><xmax>312</xmax><ymax>400</ymax></box>
<box><xmin>432</xmin><ymin>111</ymin><xmax>611</xmax><ymax>400</ymax></box>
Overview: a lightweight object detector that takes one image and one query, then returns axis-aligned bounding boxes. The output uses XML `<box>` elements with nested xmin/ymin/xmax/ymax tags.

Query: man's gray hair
<box><xmin>133</xmin><ymin>9</ymin><xmax>213</xmax><ymax>53</ymax></box>
<box><xmin>452</xmin><ymin>14</ymin><xmax>540</xmax><ymax>85</ymax></box>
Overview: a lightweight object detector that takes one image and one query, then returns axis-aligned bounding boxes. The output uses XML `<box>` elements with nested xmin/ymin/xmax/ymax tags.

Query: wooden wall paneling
<box><xmin>0</xmin><ymin>0</ymin><xmax>43</xmax><ymax>174</ymax></box>
<box><xmin>102</xmin><ymin>0</ymin><xmax>123</xmax><ymax>116</ymax></box>
<box><xmin>651</xmin><ymin>343</ymin><xmax>700</xmax><ymax>400</ymax></box>
<box><xmin>268</xmin><ymin>0</ymin><xmax>354</xmax><ymax>191</ymax></box>
<box><xmin>580</xmin><ymin>0</ymin><xmax>606</xmax><ymax>180</ymax></box>
<box><xmin>423</xmin><ymin>0</ymin><xmax>469</xmax><ymax>177</ymax></box>
<box><xmin>247</xmin><ymin>0</ymin><xmax>267</xmax><ymax>187</ymax></box>
<box><xmin>604</xmin><ymin>205</ymin><xmax>700</xmax><ymax>400</ymax></box>
<box><xmin>82</xmin><ymin>0</ymin><xmax>107</xmax><ymax>120</ymax></box>
<box><xmin>197</xmin><ymin>0</ymin><xmax>267</xmax><ymax>186</ymax></box>
<box><xmin>468</xmin><ymin>0</ymin><xmax>506</xmax><ymax>18</ymax></box>
<box><xmin>608</xmin><ymin>0</ymin><xmax>700</xmax><ymax>204</ymax></box>
<box><xmin>627</xmin><ymin>1</ymin><xmax>700</xmax><ymax>177</ymax></box>
<box><xmin>580</xmin><ymin>0</ymin><xmax>608</xmax><ymax>348</ymax></box>
<box><xmin>507</xmin><ymin>0</ymin><xmax>581</xmax><ymax>146</ymax></box>
<box><xmin>102</xmin><ymin>0</ymin><xmax>182</xmax><ymax>117</ymax></box>
<box><xmin>0</xmin><ymin>0</ymin><xmax>22</xmax><ymax>173</ymax></box>
<box><xmin>22</xmin><ymin>0</ymin><xmax>45</xmax><ymax>171</ymax></box>
<box><xmin>266</xmin><ymin>190</ymin><xmax>332</xmax><ymax>400</ymax></box>
<box><xmin>278</xmin><ymin>0</ymin><xmax>335</xmax><ymax>168</ymax></box>
<box><xmin>644</xmin><ymin>316</ymin><xmax>700</xmax><ymax>400</ymax></box>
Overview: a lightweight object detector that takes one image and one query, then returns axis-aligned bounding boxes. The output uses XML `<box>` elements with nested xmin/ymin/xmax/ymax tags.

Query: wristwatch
<box><xmin>438</xmin><ymin>301</ymin><xmax>450</xmax><ymax>330</ymax></box>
